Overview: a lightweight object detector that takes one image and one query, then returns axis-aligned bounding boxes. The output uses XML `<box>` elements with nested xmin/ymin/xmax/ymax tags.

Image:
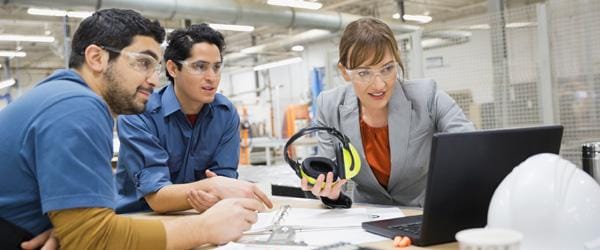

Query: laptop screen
<box><xmin>363</xmin><ymin>125</ymin><xmax>564</xmax><ymax>246</ymax></box>
<box><xmin>420</xmin><ymin>125</ymin><xmax>563</xmax><ymax>245</ymax></box>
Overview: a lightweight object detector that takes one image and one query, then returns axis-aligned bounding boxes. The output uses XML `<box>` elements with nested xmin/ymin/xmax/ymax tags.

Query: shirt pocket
<box><xmin>167</xmin><ymin>153</ymin><xmax>183</xmax><ymax>177</ymax></box>
<box><xmin>190</xmin><ymin>152</ymin><xmax>211</xmax><ymax>180</ymax></box>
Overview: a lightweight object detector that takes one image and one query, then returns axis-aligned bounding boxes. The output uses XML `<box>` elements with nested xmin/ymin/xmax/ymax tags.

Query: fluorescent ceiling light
<box><xmin>0</xmin><ymin>50</ymin><xmax>26</xmax><ymax>58</ymax></box>
<box><xmin>392</xmin><ymin>13</ymin><xmax>432</xmax><ymax>23</ymax></box>
<box><xmin>64</xmin><ymin>11</ymin><xmax>93</xmax><ymax>18</ymax></box>
<box><xmin>27</xmin><ymin>8</ymin><xmax>66</xmax><ymax>16</ymax></box>
<box><xmin>240</xmin><ymin>47</ymin><xmax>261</xmax><ymax>54</ymax></box>
<box><xmin>0</xmin><ymin>78</ymin><xmax>16</xmax><ymax>89</ymax></box>
<box><xmin>506</xmin><ymin>22</ymin><xmax>536</xmax><ymax>28</ymax></box>
<box><xmin>402</xmin><ymin>14</ymin><xmax>432</xmax><ymax>24</ymax></box>
<box><xmin>208</xmin><ymin>23</ymin><xmax>255</xmax><ymax>32</ymax></box>
<box><xmin>239</xmin><ymin>29</ymin><xmax>329</xmax><ymax>55</ymax></box>
<box><xmin>0</xmin><ymin>34</ymin><xmax>55</xmax><ymax>43</ymax></box>
<box><xmin>267</xmin><ymin>0</ymin><xmax>322</xmax><ymax>10</ymax></box>
<box><xmin>468</xmin><ymin>24</ymin><xmax>490</xmax><ymax>30</ymax></box>
<box><xmin>27</xmin><ymin>7</ymin><xmax>93</xmax><ymax>19</ymax></box>
<box><xmin>421</xmin><ymin>38</ymin><xmax>445</xmax><ymax>48</ymax></box>
<box><xmin>467</xmin><ymin>22</ymin><xmax>536</xmax><ymax>30</ymax></box>
<box><xmin>253</xmin><ymin>57</ymin><xmax>303</xmax><ymax>71</ymax></box>
<box><xmin>291</xmin><ymin>45</ymin><xmax>304</xmax><ymax>52</ymax></box>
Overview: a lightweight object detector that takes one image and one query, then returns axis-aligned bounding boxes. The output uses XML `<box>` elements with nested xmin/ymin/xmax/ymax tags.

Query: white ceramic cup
<box><xmin>455</xmin><ymin>228</ymin><xmax>523</xmax><ymax>250</ymax></box>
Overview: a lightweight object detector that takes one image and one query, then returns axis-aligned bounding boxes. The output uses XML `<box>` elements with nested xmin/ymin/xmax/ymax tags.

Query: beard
<box><xmin>102</xmin><ymin>64</ymin><xmax>151</xmax><ymax>115</ymax></box>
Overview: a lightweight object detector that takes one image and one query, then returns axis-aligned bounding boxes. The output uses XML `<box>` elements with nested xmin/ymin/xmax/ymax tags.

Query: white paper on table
<box><xmin>242</xmin><ymin>206</ymin><xmax>405</xmax><ymax>246</ymax></box>
<box><xmin>216</xmin><ymin>242</ymin><xmax>312</xmax><ymax>250</ymax></box>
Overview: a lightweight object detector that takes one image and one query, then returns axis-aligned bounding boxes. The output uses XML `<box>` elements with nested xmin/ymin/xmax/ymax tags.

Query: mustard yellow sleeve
<box><xmin>48</xmin><ymin>208</ymin><xmax>166</xmax><ymax>250</ymax></box>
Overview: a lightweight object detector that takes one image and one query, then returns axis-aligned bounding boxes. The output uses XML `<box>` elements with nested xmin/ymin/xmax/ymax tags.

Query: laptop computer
<box><xmin>362</xmin><ymin>125</ymin><xmax>564</xmax><ymax>246</ymax></box>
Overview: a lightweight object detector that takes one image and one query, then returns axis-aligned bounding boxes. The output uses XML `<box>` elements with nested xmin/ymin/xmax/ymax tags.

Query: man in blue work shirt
<box><xmin>0</xmin><ymin>9</ymin><xmax>266</xmax><ymax>249</ymax></box>
<box><xmin>115</xmin><ymin>24</ymin><xmax>272</xmax><ymax>214</ymax></box>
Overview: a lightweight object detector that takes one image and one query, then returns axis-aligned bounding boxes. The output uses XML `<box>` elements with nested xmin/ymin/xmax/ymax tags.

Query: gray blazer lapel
<box><xmin>387</xmin><ymin>80</ymin><xmax>412</xmax><ymax>190</ymax></box>
<box><xmin>339</xmin><ymin>89</ymin><xmax>362</xmax><ymax>165</ymax></box>
<box><xmin>339</xmin><ymin>87</ymin><xmax>389</xmax><ymax>196</ymax></box>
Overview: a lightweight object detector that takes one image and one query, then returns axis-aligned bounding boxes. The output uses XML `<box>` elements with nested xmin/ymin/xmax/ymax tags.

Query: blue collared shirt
<box><xmin>0</xmin><ymin>69</ymin><xmax>115</xmax><ymax>235</ymax></box>
<box><xmin>115</xmin><ymin>84</ymin><xmax>240</xmax><ymax>213</ymax></box>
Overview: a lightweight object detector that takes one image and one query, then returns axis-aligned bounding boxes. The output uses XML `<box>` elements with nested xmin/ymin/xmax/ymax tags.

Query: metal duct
<box><xmin>224</xmin><ymin>30</ymin><xmax>474</xmax><ymax>65</ymax></box>
<box><xmin>423</xmin><ymin>30</ymin><xmax>473</xmax><ymax>41</ymax></box>
<box><xmin>3</xmin><ymin>0</ymin><xmax>421</xmax><ymax>33</ymax></box>
<box><xmin>225</xmin><ymin>28</ymin><xmax>335</xmax><ymax>62</ymax></box>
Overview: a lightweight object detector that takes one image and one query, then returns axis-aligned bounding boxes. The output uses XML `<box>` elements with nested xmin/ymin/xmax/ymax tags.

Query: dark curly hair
<box><xmin>69</xmin><ymin>8</ymin><xmax>165</xmax><ymax>69</ymax></box>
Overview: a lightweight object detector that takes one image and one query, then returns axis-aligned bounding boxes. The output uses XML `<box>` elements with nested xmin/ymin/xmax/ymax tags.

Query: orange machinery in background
<box><xmin>282</xmin><ymin>103</ymin><xmax>311</xmax><ymax>138</ymax></box>
<box><xmin>238</xmin><ymin>103</ymin><xmax>310</xmax><ymax>165</ymax></box>
<box><xmin>239</xmin><ymin>106</ymin><xmax>250</xmax><ymax>165</ymax></box>
<box><xmin>282</xmin><ymin>104</ymin><xmax>311</xmax><ymax>159</ymax></box>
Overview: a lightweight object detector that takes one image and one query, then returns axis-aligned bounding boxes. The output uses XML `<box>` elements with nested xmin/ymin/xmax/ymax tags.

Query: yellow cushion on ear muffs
<box><xmin>301</xmin><ymin>169</ymin><xmax>319</xmax><ymax>186</ymax></box>
<box><xmin>283</xmin><ymin>126</ymin><xmax>362</xmax><ymax>186</ymax></box>
<box><xmin>300</xmin><ymin>144</ymin><xmax>361</xmax><ymax>185</ymax></box>
<box><xmin>301</xmin><ymin>144</ymin><xmax>361</xmax><ymax>185</ymax></box>
<box><xmin>343</xmin><ymin>143</ymin><xmax>361</xmax><ymax>179</ymax></box>
<box><xmin>301</xmin><ymin>157</ymin><xmax>338</xmax><ymax>186</ymax></box>
<box><xmin>301</xmin><ymin>169</ymin><xmax>339</xmax><ymax>188</ymax></box>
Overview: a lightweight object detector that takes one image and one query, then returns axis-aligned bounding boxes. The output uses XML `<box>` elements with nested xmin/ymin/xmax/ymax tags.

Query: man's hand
<box><xmin>196</xmin><ymin>198</ymin><xmax>264</xmax><ymax>245</ymax></box>
<box><xmin>21</xmin><ymin>228</ymin><xmax>58</xmax><ymax>250</ymax></box>
<box><xmin>205</xmin><ymin>169</ymin><xmax>218</xmax><ymax>178</ymax></box>
<box><xmin>300</xmin><ymin>172</ymin><xmax>347</xmax><ymax>200</ymax></box>
<box><xmin>204</xmin><ymin>170</ymin><xmax>273</xmax><ymax>209</ymax></box>
<box><xmin>187</xmin><ymin>189</ymin><xmax>219</xmax><ymax>213</ymax></box>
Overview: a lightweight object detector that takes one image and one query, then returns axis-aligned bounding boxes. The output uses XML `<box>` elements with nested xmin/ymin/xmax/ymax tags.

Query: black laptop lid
<box><xmin>419</xmin><ymin>125</ymin><xmax>563</xmax><ymax>245</ymax></box>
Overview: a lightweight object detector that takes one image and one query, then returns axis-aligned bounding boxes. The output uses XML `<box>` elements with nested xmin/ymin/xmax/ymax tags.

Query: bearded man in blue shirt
<box><xmin>0</xmin><ymin>9</ymin><xmax>266</xmax><ymax>249</ymax></box>
<box><xmin>115</xmin><ymin>24</ymin><xmax>272</xmax><ymax>214</ymax></box>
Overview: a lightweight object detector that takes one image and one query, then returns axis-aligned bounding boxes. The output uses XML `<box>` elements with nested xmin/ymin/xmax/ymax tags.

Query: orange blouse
<box><xmin>359</xmin><ymin>119</ymin><xmax>391</xmax><ymax>187</ymax></box>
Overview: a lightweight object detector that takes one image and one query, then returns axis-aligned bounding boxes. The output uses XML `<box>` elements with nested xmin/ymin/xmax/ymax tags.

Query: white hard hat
<box><xmin>487</xmin><ymin>153</ymin><xmax>600</xmax><ymax>250</ymax></box>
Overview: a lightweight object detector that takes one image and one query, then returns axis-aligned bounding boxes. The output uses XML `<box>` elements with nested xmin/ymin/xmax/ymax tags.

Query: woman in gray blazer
<box><xmin>300</xmin><ymin>17</ymin><xmax>475</xmax><ymax>208</ymax></box>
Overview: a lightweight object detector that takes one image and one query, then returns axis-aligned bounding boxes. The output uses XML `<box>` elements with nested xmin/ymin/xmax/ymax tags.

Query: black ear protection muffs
<box><xmin>284</xmin><ymin>126</ymin><xmax>361</xmax><ymax>185</ymax></box>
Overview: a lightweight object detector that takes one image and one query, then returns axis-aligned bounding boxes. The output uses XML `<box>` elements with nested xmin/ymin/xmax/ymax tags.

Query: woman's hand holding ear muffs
<box><xmin>300</xmin><ymin>172</ymin><xmax>348</xmax><ymax>200</ymax></box>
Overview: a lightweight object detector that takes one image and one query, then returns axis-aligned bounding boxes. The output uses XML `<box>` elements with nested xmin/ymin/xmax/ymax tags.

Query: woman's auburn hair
<box><xmin>338</xmin><ymin>17</ymin><xmax>405</xmax><ymax>74</ymax></box>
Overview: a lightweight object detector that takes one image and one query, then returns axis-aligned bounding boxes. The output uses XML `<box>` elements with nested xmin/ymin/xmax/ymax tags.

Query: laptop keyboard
<box><xmin>389</xmin><ymin>222</ymin><xmax>422</xmax><ymax>235</ymax></box>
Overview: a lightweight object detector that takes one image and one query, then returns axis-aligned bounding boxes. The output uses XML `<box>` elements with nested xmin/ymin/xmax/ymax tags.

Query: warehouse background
<box><xmin>1</xmin><ymin>0</ymin><xmax>598</xmax><ymax>166</ymax></box>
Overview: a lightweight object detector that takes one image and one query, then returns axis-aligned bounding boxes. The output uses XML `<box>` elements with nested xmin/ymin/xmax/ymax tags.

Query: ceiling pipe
<box><xmin>3</xmin><ymin>0</ymin><xmax>421</xmax><ymax>33</ymax></box>
<box><xmin>224</xmin><ymin>28</ymin><xmax>473</xmax><ymax>64</ymax></box>
<box><xmin>4</xmin><ymin>0</ymin><xmax>423</xmax><ymax>67</ymax></box>
<box><xmin>225</xmin><ymin>28</ymin><xmax>336</xmax><ymax>63</ymax></box>
<box><xmin>5</xmin><ymin>0</ymin><xmax>475</xmax><ymax>69</ymax></box>
<box><xmin>424</xmin><ymin>30</ymin><xmax>472</xmax><ymax>40</ymax></box>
